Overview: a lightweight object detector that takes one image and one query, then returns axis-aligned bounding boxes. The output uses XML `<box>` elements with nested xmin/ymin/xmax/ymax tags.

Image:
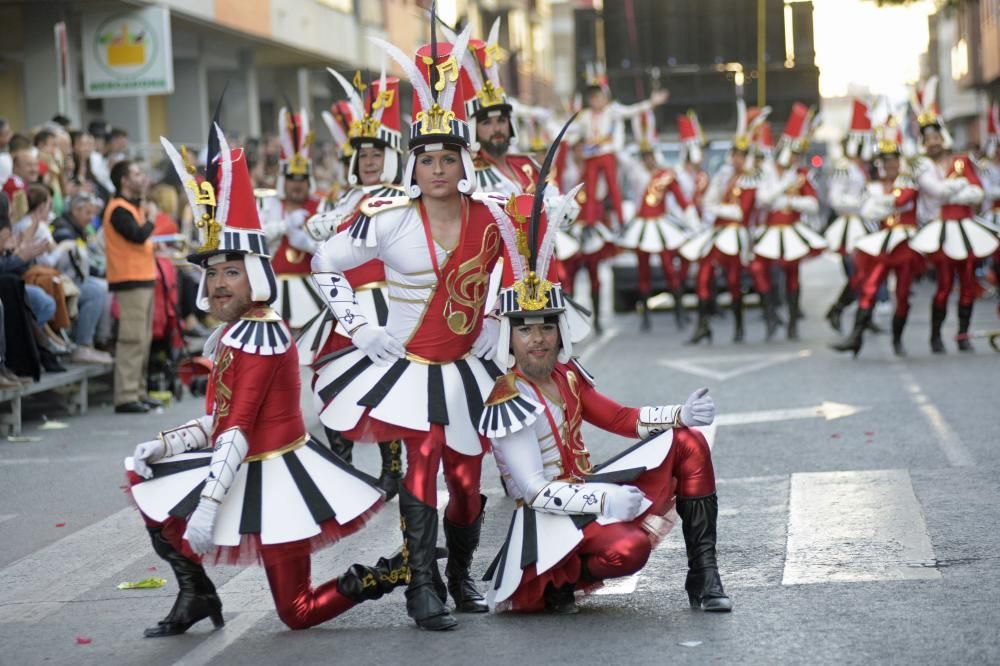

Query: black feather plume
<box><xmin>205</xmin><ymin>82</ymin><xmax>228</xmax><ymax>190</ymax></box>
<box><xmin>528</xmin><ymin>112</ymin><xmax>576</xmax><ymax>271</ymax></box>
<box><xmin>429</xmin><ymin>0</ymin><xmax>439</xmax><ymax>100</ymax></box>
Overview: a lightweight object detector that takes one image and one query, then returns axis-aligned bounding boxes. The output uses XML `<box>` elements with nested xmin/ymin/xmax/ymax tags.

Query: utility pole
<box><xmin>757</xmin><ymin>0</ymin><xmax>767</xmax><ymax>106</ymax></box>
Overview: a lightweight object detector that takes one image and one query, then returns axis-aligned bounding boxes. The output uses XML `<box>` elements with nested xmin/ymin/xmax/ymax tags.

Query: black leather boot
<box><xmin>763</xmin><ymin>290</ymin><xmax>781</xmax><ymax>341</ymax></box>
<box><xmin>591</xmin><ymin>289</ymin><xmax>603</xmax><ymax>335</ymax></box>
<box><xmin>543</xmin><ymin>582</ymin><xmax>579</xmax><ymax>614</ymax></box>
<box><xmin>144</xmin><ymin>528</ymin><xmax>224</xmax><ymax>638</ymax></box>
<box><xmin>786</xmin><ymin>289</ymin><xmax>800</xmax><ymax>340</ymax></box>
<box><xmin>686</xmin><ymin>300</ymin><xmax>712</xmax><ymax>345</ymax></box>
<box><xmin>376</xmin><ymin>441</ymin><xmax>404</xmax><ymax>501</ymax></box>
<box><xmin>676</xmin><ymin>494</ymin><xmax>732</xmax><ymax>612</ymax></box>
<box><xmin>337</xmin><ymin>549</ymin><xmax>411</xmax><ymax>603</ymax></box>
<box><xmin>930</xmin><ymin>304</ymin><xmax>946</xmax><ymax>354</ymax></box>
<box><xmin>399</xmin><ymin>487</ymin><xmax>457</xmax><ymax>631</ymax></box>
<box><xmin>892</xmin><ymin>314</ymin><xmax>907</xmax><ymax>357</ymax></box>
<box><xmin>324</xmin><ymin>427</ymin><xmax>354</xmax><ymax>464</ymax></box>
<box><xmin>637</xmin><ymin>291</ymin><xmax>651</xmax><ymax>332</ymax></box>
<box><xmin>732</xmin><ymin>296</ymin><xmax>745</xmax><ymax>343</ymax></box>
<box><xmin>672</xmin><ymin>287</ymin><xmax>690</xmax><ymax>329</ymax></box>
<box><xmin>824</xmin><ymin>283</ymin><xmax>855</xmax><ymax>333</ymax></box>
<box><xmin>444</xmin><ymin>496</ymin><xmax>488</xmax><ymax>613</ymax></box>
<box><xmin>830</xmin><ymin>307</ymin><xmax>871</xmax><ymax>358</ymax></box>
<box><xmin>957</xmin><ymin>304</ymin><xmax>974</xmax><ymax>352</ymax></box>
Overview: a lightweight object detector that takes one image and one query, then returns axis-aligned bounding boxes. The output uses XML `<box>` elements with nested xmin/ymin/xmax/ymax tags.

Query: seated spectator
<box><xmin>0</xmin><ymin>194</ymin><xmax>46</xmax><ymax>379</ymax></box>
<box><xmin>69</xmin><ymin>131</ymin><xmax>111</xmax><ymax>205</ymax></box>
<box><xmin>51</xmin><ymin>192</ymin><xmax>112</xmax><ymax>363</ymax></box>
<box><xmin>3</xmin><ymin>148</ymin><xmax>40</xmax><ymax>221</ymax></box>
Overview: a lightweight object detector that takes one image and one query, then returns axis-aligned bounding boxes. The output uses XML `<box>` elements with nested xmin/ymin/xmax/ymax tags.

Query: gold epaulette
<box><xmin>485</xmin><ymin>373</ymin><xmax>520</xmax><ymax>407</ymax></box>
<box><xmin>360</xmin><ymin>196</ymin><xmax>411</xmax><ymax>217</ymax></box>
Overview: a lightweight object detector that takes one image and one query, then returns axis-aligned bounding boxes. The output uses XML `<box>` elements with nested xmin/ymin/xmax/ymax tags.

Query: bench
<box><xmin>0</xmin><ymin>363</ymin><xmax>113</xmax><ymax>436</ymax></box>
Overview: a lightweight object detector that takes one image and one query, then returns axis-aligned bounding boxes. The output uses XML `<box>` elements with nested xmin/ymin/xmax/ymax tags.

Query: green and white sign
<box><xmin>82</xmin><ymin>6</ymin><xmax>173</xmax><ymax>98</ymax></box>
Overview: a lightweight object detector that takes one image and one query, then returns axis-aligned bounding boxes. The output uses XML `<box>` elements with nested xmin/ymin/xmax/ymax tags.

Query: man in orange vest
<box><xmin>104</xmin><ymin>159</ymin><xmax>158</xmax><ymax>413</ymax></box>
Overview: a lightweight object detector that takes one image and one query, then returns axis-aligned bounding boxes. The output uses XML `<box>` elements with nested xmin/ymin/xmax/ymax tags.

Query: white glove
<box><xmin>601</xmin><ymin>485</ymin><xmax>646</xmax><ymax>521</ymax></box>
<box><xmin>132</xmin><ymin>439</ymin><xmax>166</xmax><ymax>480</ymax></box>
<box><xmin>680</xmin><ymin>387</ymin><xmax>715</xmax><ymax>427</ymax></box>
<box><xmin>352</xmin><ymin>324</ymin><xmax>406</xmax><ymax>366</ymax></box>
<box><xmin>946</xmin><ymin>178</ymin><xmax>968</xmax><ymax>195</ymax></box>
<box><xmin>286</xmin><ymin>209</ymin><xmax>319</xmax><ymax>254</ymax></box>
<box><xmin>183</xmin><ymin>499</ymin><xmax>219</xmax><ymax>556</ymax></box>
<box><xmin>772</xmin><ymin>194</ymin><xmax>790</xmax><ymax>210</ymax></box>
<box><xmin>471</xmin><ymin>317</ymin><xmax>500</xmax><ymax>359</ymax></box>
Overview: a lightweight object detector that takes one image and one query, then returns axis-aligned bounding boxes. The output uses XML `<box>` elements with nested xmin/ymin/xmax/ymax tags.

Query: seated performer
<box><xmin>478</xmin><ymin>171</ymin><xmax>731</xmax><ymax>615</ymax></box>
<box><xmin>124</xmin><ymin>121</ymin><xmax>398</xmax><ymax>636</ymax></box>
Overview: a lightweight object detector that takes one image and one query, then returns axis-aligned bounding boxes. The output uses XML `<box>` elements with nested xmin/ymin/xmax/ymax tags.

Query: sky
<box><xmin>806</xmin><ymin>0</ymin><xmax>936</xmax><ymax>100</ymax></box>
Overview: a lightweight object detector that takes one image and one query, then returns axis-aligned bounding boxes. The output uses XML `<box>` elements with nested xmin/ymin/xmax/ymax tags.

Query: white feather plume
<box><xmin>483</xmin><ymin>198</ymin><xmax>526</xmax><ymax>283</ymax></box>
<box><xmin>440</xmin><ymin>24</ymin><xmax>473</xmax><ymax>114</ymax></box>
<box><xmin>485</xmin><ymin>17</ymin><xmax>502</xmax><ymax>87</ymax></box>
<box><xmin>326</xmin><ymin>68</ymin><xmax>365</xmax><ymax>122</ymax></box>
<box><xmin>736</xmin><ymin>99</ymin><xmax>747</xmax><ymax>135</ymax></box>
<box><xmin>215</xmin><ymin>123</ymin><xmax>233</xmax><ymax>227</ymax></box>
<box><xmin>278</xmin><ymin>108</ymin><xmax>294</xmax><ymax>160</ymax></box>
<box><xmin>159</xmin><ymin>136</ymin><xmax>202</xmax><ymax>223</ymax></box>
<box><xmin>370</xmin><ymin>36</ymin><xmax>435</xmax><ymax>113</ymax></box>
<box><xmin>322</xmin><ymin>110</ymin><xmax>348</xmax><ymax>146</ymax></box>
<box><xmin>537</xmin><ymin>184</ymin><xmax>581</xmax><ymax>281</ymax></box>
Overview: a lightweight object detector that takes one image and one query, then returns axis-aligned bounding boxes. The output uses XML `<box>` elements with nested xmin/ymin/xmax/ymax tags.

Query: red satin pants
<box><xmin>695</xmin><ymin>248</ymin><xmax>743</xmax><ymax>301</ymax></box>
<box><xmin>637</xmin><ymin>250</ymin><xmax>688</xmax><ymax>294</ymax></box>
<box><xmin>582</xmin><ymin>153</ymin><xmax>625</xmax><ymax>225</ymax></box>
<box><xmin>857</xmin><ymin>245</ymin><xmax>923</xmax><ymax>316</ymax></box>
<box><xmin>931</xmin><ymin>255</ymin><xmax>978</xmax><ymax>309</ymax></box>
<box><xmin>749</xmin><ymin>257</ymin><xmax>800</xmax><ymax>294</ymax></box>
<box><xmin>261</xmin><ymin>542</ymin><xmax>355</xmax><ymax>630</ymax></box>
<box><xmin>402</xmin><ymin>424</ymin><xmax>485</xmax><ymax>527</ymax></box>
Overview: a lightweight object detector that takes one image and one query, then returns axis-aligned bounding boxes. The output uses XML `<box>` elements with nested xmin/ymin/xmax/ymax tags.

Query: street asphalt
<box><xmin>1</xmin><ymin>255</ymin><xmax>998</xmax><ymax>665</ymax></box>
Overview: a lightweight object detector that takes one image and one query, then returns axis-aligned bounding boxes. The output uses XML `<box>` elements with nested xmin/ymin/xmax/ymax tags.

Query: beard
<box><xmin>516</xmin><ymin>346</ymin><xmax>559</xmax><ymax>381</ymax></box>
<box><xmin>209</xmin><ymin>290</ymin><xmax>253</xmax><ymax>323</ymax></box>
<box><xmin>481</xmin><ymin>133</ymin><xmax>510</xmax><ymax>157</ymax></box>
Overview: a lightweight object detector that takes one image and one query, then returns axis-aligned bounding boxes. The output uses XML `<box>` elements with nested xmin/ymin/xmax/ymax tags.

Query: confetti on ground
<box><xmin>55</xmin><ymin>523</ymin><xmax>66</xmax><ymax>528</ymax></box>
<box><xmin>830</xmin><ymin>433</ymin><xmax>841</xmax><ymax>439</ymax></box>
<box><xmin>38</xmin><ymin>421</ymin><xmax>69</xmax><ymax>430</ymax></box>
<box><xmin>75</xmin><ymin>637</ymin><xmax>92</xmax><ymax>645</ymax></box>
<box><xmin>679</xmin><ymin>641</ymin><xmax>703</xmax><ymax>648</ymax></box>
<box><xmin>864</xmin><ymin>431</ymin><xmax>875</xmax><ymax>436</ymax></box>
<box><xmin>147</xmin><ymin>566</ymin><xmax>158</xmax><ymax>571</ymax></box>
<box><xmin>117</xmin><ymin>577</ymin><xmax>167</xmax><ymax>590</ymax></box>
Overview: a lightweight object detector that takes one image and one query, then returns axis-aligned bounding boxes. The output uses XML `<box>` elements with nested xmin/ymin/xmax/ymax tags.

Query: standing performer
<box><xmin>566</xmin><ymin>65</ymin><xmax>668</xmax><ymax>332</ymax></box>
<box><xmin>682</xmin><ymin>101</ymin><xmax>770</xmax><ymax>344</ymax></box>
<box><xmin>317</xmin><ymin>99</ymin><xmax>358</xmax><ymax>212</ymax></box>
<box><xmin>832</xmin><ymin>120</ymin><xmax>922</xmax><ymax>356</ymax></box>
<box><xmin>675</xmin><ymin>109</ymin><xmax>710</xmax><ymax>213</ymax></box>
<box><xmin>295</xmin><ymin>65</ymin><xmax>405</xmax><ymax>498</ymax></box>
<box><xmin>478</xmin><ymin>168</ymin><xmax>730</xmax><ymax>614</ymax></box>
<box><xmin>260</xmin><ymin>107</ymin><xmax>324</xmax><ymax>328</ymax></box>
<box><xmin>126</xmin><ymin>123</ymin><xmax>395</xmax><ymax>636</ymax></box>
<box><xmin>977</xmin><ymin>103</ymin><xmax>1000</xmax><ymax>303</ymax></box>
<box><xmin>909</xmin><ymin>77</ymin><xmax>999</xmax><ymax>352</ymax></box>
<box><xmin>617</xmin><ymin>110</ymin><xmax>700</xmax><ymax>331</ymax></box>
<box><xmin>751</xmin><ymin>103</ymin><xmax>827</xmax><ymax>340</ymax></box>
<box><xmin>824</xmin><ymin>99</ymin><xmax>876</xmax><ymax>333</ymax></box>
<box><xmin>310</xmin><ymin>23</ymin><xmax>506</xmax><ymax>631</ymax></box>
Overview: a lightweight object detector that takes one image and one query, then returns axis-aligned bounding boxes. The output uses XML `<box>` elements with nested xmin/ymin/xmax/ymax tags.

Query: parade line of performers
<box><xmin>119</xmin><ymin>11</ymin><xmax>1000</xmax><ymax>637</ymax></box>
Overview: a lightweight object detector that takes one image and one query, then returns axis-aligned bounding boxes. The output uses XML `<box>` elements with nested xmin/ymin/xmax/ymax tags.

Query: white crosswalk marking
<box><xmin>782</xmin><ymin>469</ymin><xmax>941</xmax><ymax>585</ymax></box>
<box><xmin>0</xmin><ymin>514</ymin><xmax>16</xmax><ymax>525</ymax></box>
<box><xmin>0</xmin><ymin>508</ymin><xmax>150</xmax><ymax>623</ymax></box>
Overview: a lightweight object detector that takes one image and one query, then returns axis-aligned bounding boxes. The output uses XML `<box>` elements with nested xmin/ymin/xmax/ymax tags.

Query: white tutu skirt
<box><xmin>273</xmin><ymin>275</ymin><xmax>324</xmax><ymax>329</ymax></box>
<box><xmin>295</xmin><ymin>286</ymin><xmax>388</xmax><ymax>366</ymax></box>
<box><xmin>679</xmin><ymin>223</ymin><xmax>751</xmax><ymax>262</ymax></box>
<box><xmin>825</xmin><ymin>215</ymin><xmax>875</xmax><ymax>255</ymax></box>
<box><xmin>909</xmin><ymin>218</ymin><xmax>1000</xmax><ymax>260</ymax></box>
<box><xmin>753</xmin><ymin>223</ymin><xmax>828</xmax><ymax>261</ymax></box>
<box><xmin>618</xmin><ymin>216</ymin><xmax>689</xmax><ymax>253</ymax></box>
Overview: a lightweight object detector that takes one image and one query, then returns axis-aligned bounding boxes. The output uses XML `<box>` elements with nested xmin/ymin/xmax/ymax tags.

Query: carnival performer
<box><xmin>832</xmin><ymin>119</ymin><xmax>922</xmax><ymax>357</ymax></box>
<box><xmin>824</xmin><ymin>99</ymin><xmax>877</xmax><ymax>333</ymax></box>
<box><xmin>292</xmin><ymin>64</ymin><xmax>406</xmax><ymax>498</ymax></box>
<box><xmin>477</xmin><ymin>171</ymin><xmax>730</xmax><ymax>615</ymax></box>
<box><xmin>258</xmin><ymin>107</ymin><xmax>324</xmax><ymax>328</ymax></box>
<box><xmin>682</xmin><ymin>101</ymin><xmax>770</xmax><ymax>344</ymax></box>
<box><xmin>909</xmin><ymin>77</ymin><xmax>999</xmax><ymax>352</ymax></box>
<box><xmin>310</xmin><ymin>23</ymin><xmax>507</xmax><ymax>631</ymax></box>
<box><xmin>751</xmin><ymin>102</ymin><xmax>827</xmax><ymax>340</ymax></box>
<box><xmin>444</xmin><ymin>18</ymin><xmax>589</xmax><ymax>341</ymax></box>
<box><xmin>564</xmin><ymin>64</ymin><xmax>668</xmax><ymax>332</ymax></box>
<box><xmin>675</xmin><ymin>109</ymin><xmax>710</xmax><ymax>214</ymax></box>
<box><xmin>124</xmin><ymin>121</ymin><xmax>397</xmax><ymax>637</ymax></box>
<box><xmin>617</xmin><ymin>110</ymin><xmax>700</xmax><ymax>331</ymax></box>
<box><xmin>978</xmin><ymin>103</ymin><xmax>1000</xmax><ymax>300</ymax></box>
<box><xmin>318</xmin><ymin>99</ymin><xmax>358</xmax><ymax>212</ymax></box>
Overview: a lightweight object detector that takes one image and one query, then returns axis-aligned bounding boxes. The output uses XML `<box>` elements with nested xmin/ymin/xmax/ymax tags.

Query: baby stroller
<box><xmin>147</xmin><ymin>255</ymin><xmax>185</xmax><ymax>402</ymax></box>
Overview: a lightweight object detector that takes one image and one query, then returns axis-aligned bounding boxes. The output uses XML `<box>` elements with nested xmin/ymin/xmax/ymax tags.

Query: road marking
<box><xmin>782</xmin><ymin>469</ymin><xmax>941</xmax><ymax>585</ymax></box>
<box><xmin>0</xmin><ymin>455</ymin><xmax>107</xmax><ymax>466</ymax></box>
<box><xmin>578</xmin><ymin>327</ymin><xmax>621</xmax><ymax>365</ymax></box>
<box><xmin>695</xmin><ymin>423</ymin><xmax>717</xmax><ymax>450</ymax></box>
<box><xmin>0</xmin><ymin>508</ymin><xmax>149</xmax><ymax>623</ymax></box>
<box><xmin>172</xmin><ymin>611</ymin><xmax>268</xmax><ymax>666</ymax></box>
<box><xmin>0</xmin><ymin>514</ymin><xmax>15</xmax><ymax>525</ymax></box>
<box><xmin>593</xmin><ymin>574</ymin><xmax>639</xmax><ymax>595</ymax></box>
<box><xmin>714</xmin><ymin>401</ymin><xmax>867</xmax><ymax>427</ymax></box>
<box><xmin>895</xmin><ymin>367</ymin><xmax>974</xmax><ymax>468</ymax></box>
<box><xmin>659</xmin><ymin>349</ymin><xmax>811</xmax><ymax>382</ymax></box>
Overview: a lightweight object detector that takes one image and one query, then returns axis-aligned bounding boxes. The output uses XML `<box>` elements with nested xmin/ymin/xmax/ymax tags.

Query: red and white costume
<box><xmin>126</xmin><ymin>125</ymin><xmax>389</xmax><ymax>633</ymax></box>
<box><xmin>825</xmin><ymin>99</ymin><xmax>876</xmax><ymax>255</ymax></box>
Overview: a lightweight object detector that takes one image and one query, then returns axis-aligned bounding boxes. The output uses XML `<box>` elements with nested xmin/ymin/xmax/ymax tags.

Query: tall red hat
<box><xmin>370</xmin><ymin>17</ymin><xmax>476</xmax><ymax>197</ymax></box>
<box><xmin>633</xmin><ymin>108</ymin><xmax>657</xmax><ymax>154</ymax></box>
<box><xmin>776</xmin><ymin>102</ymin><xmax>815</xmax><ymax>166</ymax></box>
<box><xmin>912</xmin><ymin>76</ymin><xmax>953</xmax><ymax>149</ymax></box>
<box><xmin>733</xmin><ymin>99</ymin><xmax>771</xmax><ymax>152</ymax></box>
<box><xmin>677</xmin><ymin>109</ymin><xmax>704</xmax><ymax>164</ymax></box>
<box><xmin>322</xmin><ymin>100</ymin><xmax>356</xmax><ymax>161</ymax></box>
<box><xmin>279</xmin><ymin>108</ymin><xmax>313</xmax><ymax>178</ymax></box>
<box><xmin>986</xmin><ymin>102</ymin><xmax>999</xmax><ymax>159</ymax></box>
<box><xmin>161</xmin><ymin>122</ymin><xmax>277</xmax><ymax>307</ymax></box>
<box><xmin>845</xmin><ymin>98</ymin><xmax>874</xmax><ymax>159</ymax></box>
